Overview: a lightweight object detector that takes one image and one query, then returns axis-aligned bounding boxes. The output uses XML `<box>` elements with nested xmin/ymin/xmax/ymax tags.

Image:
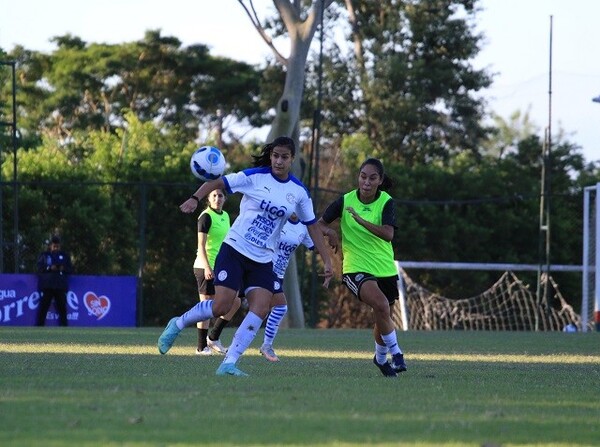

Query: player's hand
<box><xmin>205</xmin><ymin>267</ymin><xmax>214</xmax><ymax>280</ymax></box>
<box><xmin>345</xmin><ymin>206</ymin><xmax>363</xmax><ymax>223</ymax></box>
<box><xmin>320</xmin><ymin>261</ymin><xmax>333</xmax><ymax>288</ymax></box>
<box><xmin>325</xmin><ymin>229</ymin><xmax>339</xmax><ymax>253</ymax></box>
<box><xmin>180</xmin><ymin>198</ymin><xmax>198</xmax><ymax>213</ymax></box>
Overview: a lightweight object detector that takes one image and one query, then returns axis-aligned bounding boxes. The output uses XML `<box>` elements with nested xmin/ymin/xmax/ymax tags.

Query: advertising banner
<box><xmin>0</xmin><ymin>274</ymin><xmax>137</xmax><ymax>327</ymax></box>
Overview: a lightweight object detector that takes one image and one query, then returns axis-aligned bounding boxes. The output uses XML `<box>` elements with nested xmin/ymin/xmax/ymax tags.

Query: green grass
<box><xmin>1</xmin><ymin>328</ymin><xmax>599</xmax><ymax>446</ymax></box>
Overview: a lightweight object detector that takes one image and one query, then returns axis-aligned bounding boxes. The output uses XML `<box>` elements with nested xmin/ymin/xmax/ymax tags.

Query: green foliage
<box><xmin>3</xmin><ymin>6</ymin><xmax>600</xmax><ymax>325</ymax></box>
<box><xmin>304</xmin><ymin>0</ymin><xmax>493</xmax><ymax>165</ymax></box>
<box><xmin>3</xmin><ymin>30</ymin><xmax>264</xmax><ymax>148</ymax></box>
<box><xmin>314</xmin><ymin>130</ymin><xmax>594</xmax><ymax>305</ymax></box>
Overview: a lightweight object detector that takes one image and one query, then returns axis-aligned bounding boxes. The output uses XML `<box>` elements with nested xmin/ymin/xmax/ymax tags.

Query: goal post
<box><xmin>395</xmin><ymin>261</ymin><xmax>409</xmax><ymax>331</ymax></box>
<box><xmin>582</xmin><ymin>183</ymin><xmax>600</xmax><ymax>332</ymax></box>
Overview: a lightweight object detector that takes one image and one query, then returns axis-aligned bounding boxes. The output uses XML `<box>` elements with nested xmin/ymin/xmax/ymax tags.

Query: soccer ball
<box><xmin>190</xmin><ymin>146</ymin><xmax>226</xmax><ymax>181</ymax></box>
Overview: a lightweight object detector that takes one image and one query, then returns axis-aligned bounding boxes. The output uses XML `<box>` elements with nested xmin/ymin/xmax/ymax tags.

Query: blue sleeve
<box><xmin>37</xmin><ymin>252</ymin><xmax>47</xmax><ymax>273</ymax></box>
<box><xmin>222</xmin><ymin>176</ymin><xmax>233</xmax><ymax>195</ymax></box>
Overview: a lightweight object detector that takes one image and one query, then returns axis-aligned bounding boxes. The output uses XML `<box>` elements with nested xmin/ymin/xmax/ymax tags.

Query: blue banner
<box><xmin>0</xmin><ymin>274</ymin><xmax>137</xmax><ymax>327</ymax></box>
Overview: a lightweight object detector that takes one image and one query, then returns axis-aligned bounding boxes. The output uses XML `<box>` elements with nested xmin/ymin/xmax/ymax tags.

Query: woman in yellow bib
<box><xmin>193</xmin><ymin>189</ymin><xmax>241</xmax><ymax>355</ymax></box>
<box><xmin>318</xmin><ymin>158</ymin><xmax>407</xmax><ymax>377</ymax></box>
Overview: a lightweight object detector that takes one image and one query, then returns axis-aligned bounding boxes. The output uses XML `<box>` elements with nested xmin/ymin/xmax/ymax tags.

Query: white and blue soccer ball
<box><xmin>190</xmin><ymin>146</ymin><xmax>226</xmax><ymax>181</ymax></box>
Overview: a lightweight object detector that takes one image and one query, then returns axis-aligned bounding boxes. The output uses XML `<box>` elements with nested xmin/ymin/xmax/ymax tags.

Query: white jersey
<box><xmin>273</xmin><ymin>219</ymin><xmax>314</xmax><ymax>278</ymax></box>
<box><xmin>222</xmin><ymin>167</ymin><xmax>316</xmax><ymax>263</ymax></box>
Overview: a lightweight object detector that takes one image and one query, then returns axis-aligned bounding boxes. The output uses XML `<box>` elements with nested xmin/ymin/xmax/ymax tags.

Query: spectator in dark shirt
<box><xmin>36</xmin><ymin>235</ymin><xmax>73</xmax><ymax>326</ymax></box>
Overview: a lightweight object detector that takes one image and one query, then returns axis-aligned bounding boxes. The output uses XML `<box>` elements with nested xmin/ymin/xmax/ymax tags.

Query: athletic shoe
<box><xmin>206</xmin><ymin>337</ymin><xmax>227</xmax><ymax>355</ymax></box>
<box><xmin>195</xmin><ymin>347</ymin><xmax>213</xmax><ymax>356</ymax></box>
<box><xmin>157</xmin><ymin>317</ymin><xmax>181</xmax><ymax>355</ymax></box>
<box><xmin>215</xmin><ymin>362</ymin><xmax>249</xmax><ymax>377</ymax></box>
<box><xmin>391</xmin><ymin>353</ymin><xmax>407</xmax><ymax>373</ymax></box>
<box><xmin>373</xmin><ymin>356</ymin><xmax>398</xmax><ymax>377</ymax></box>
<box><xmin>259</xmin><ymin>344</ymin><xmax>280</xmax><ymax>362</ymax></box>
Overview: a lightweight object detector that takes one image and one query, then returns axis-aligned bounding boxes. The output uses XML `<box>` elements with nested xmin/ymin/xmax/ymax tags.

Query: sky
<box><xmin>1</xmin><ymin>0</ymin><xmax>600</xmax><ymax>162</ymax></box>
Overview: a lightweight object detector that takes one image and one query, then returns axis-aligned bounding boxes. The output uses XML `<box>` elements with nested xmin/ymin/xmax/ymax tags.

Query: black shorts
<box><xmin>193</xmin><ymin>267</ymin><xmax>215</xmax><ymax>296</ymax></box>
<box><xmin>342</xmin><ymin>273</ymin><xmax>399</xmax><ymax>305</ymax></box>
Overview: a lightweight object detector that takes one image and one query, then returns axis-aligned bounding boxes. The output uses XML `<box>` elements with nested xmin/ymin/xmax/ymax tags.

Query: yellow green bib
<box><xmin>340</xmin><ymin>190</ymin><xmax>397</xmax><ymax>276</ymax></box>
<box><xmin>200</xmin><ymin>208</ymin><xmax>230</xmax><ymax>268</ymax></box>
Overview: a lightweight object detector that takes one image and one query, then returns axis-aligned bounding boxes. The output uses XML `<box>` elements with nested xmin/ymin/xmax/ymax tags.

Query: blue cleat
<box><xmin>391</xmin><ymin>353</ymin><xmax>407</xmax><ymax>373</ymax></box>
<box><xmin>373</xmin><ymin>356</ymin><xmax>398</xmax><ymax>377</ymax></box>
<box><xmin>216</xmin><ymin>362</ymin><xmax>249</xmax><ymax>377</ymax></box>
<box><xmin>157</xmin><ymin>317</ymin><xmax>181</xmax><ymax>354</ymax></box>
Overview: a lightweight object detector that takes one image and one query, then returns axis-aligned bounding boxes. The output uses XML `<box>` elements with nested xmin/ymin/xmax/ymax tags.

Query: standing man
<box><xmin>36</xmin><ymin>235</ymin><xmax>73</xmax><ymax>326</ymax></box>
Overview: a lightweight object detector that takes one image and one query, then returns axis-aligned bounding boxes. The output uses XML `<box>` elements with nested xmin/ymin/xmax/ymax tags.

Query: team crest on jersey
<box><xmin>286</xmin><ymin>193</ymin><xmax>296</xmax><ymax>205</ymax></box>
<box><xmin>218</xmin><ymin>270</ymin><xmax>228</xmax><ymax>281</ymax></box>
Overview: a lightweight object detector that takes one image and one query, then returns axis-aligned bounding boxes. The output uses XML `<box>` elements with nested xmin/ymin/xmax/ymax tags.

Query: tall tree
<box><xmin>337</xmin><ymin>0</ymin><xmax>493</xmax><ymax>165</ymax></box>
<box><xmin>238</xmin><ymin>0</ymin><xmax>335</xmax><ymax>327</ymax></box>
<box><xmin>239</xmin><ymin>0</ymin><xmax>333</xmax><ymax>140</ymax></box>
<box><xmin>6</xmin><ymin>31</ymin><xmax>265</xmax><ymax>148</ymax></box>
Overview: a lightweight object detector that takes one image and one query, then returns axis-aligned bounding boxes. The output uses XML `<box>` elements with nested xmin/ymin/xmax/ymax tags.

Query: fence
<box><xmin>1</xmin><ymin>180</ymin><xmax>587</xmax><ymax>329</ymax></box>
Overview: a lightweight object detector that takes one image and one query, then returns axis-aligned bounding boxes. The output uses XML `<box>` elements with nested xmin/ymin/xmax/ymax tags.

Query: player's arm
<box><xmin>196</xmin><ymin>213</ymin><xmax>213</xmax><ymax>276</ymax></box>
<box><xmin>306</xmin><ymin>223</ymin><xmax>333</xmax><ymax>288</ymax></box>
<box><xmin>345</xmin><ymin>198</ymin><xmax>395</xmax><ymax>242</ymax></box>
<box><xmin>317</xmin><ymin>196</ymin><xmax>343</xmax><ymax>252</ymax></box>
<box><xmin>180</xmin><ymin>178</ymin><xmax>226</xmax><ymax>214</ymax></box>
<box><xmin>316</xmin><ymin>219</ymin><xmax>339</xmax><ymax>253</ymax></box>
<box><xmin>197</xmin><ymin>232</ymin><xmax>213</xmax><ymax>278</ymax></box>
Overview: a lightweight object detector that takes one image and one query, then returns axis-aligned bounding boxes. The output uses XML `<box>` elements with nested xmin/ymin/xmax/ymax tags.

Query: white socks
<box><xmin>375</xmin><ymin>342</ymin><xmax>388</xmax><ymax>364</ymax></box>
<box><xmin>381</xmin><ymin>330</ymin><xmax>402</xmax><ymax>356</ymax></box>
<box><xmin>223</xmin><ymin>311</ymin><xmax>264</xmax><ymax>364</ymax></box>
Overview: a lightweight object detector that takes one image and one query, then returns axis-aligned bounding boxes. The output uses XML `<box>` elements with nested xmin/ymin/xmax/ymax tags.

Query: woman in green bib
<box><xmin>318</xmin><ymin>158</ymin><xmax>407</xmax><ymax>377</ymax></box>
<box><xmin>193</xmin><ymin>189</ymin><xmax>241</xmax><ymax>355</ymax></box>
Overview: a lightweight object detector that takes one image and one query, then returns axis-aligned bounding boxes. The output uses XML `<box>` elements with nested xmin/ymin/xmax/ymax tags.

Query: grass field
<box><xmin>1</xmin><ymin>327</ymin><xmax>599</xmax><ymax>447</ymax></box>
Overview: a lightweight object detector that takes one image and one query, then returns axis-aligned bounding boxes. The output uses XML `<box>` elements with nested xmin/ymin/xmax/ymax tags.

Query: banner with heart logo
<box><xmin>84</xmin><ymin>292</ymin><xmax>111</xmax><ymax>320</ymax></box>
<box><xmin>0</xmin><ymin>274</ymin><xmax>136</xmax><ymax>326</ymax></box>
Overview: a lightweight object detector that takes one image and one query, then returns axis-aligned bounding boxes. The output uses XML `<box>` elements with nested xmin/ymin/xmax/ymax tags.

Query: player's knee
<box><xmin>212</xmin><ymin>298</ymin><xmax>233</xmax><ymax>317</ymax></box>
<box><xmin>372</xmin><ymin>300</ymin><xmax>391</xmax><ymax>317</ymax></box>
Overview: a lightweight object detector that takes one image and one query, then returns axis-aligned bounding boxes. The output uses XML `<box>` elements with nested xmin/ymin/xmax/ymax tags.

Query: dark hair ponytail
<box><xmin>252</xmin><ymin>136</ymin><xmax>296</xmax><ymax>167</ymax></box>
<box><xmin>360</xmin><ymin>158</ymin><xmax>393</xmax><ymax>191</ymax></box>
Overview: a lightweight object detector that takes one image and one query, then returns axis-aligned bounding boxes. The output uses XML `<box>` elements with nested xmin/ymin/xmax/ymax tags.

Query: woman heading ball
<box><xmin>158</xmin><ymin>136</ymin><xmax>333</xmax><ymax>377</ymax></box>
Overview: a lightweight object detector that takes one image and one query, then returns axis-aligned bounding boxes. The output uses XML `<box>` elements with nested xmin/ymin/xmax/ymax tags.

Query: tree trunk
<box><xmin>260</xmin><ymin>0</ymin><xmax>330</xmax><ymax>327</ymax></box>
<box><xmin>240</xmin><ymin>0</ymin><xmax>332</xmax><ymax>326</ymax></box>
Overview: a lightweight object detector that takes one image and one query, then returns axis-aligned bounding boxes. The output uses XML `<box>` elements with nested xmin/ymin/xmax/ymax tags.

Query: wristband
<box><xmin>190</xmin><ymin>195</ymin><xmax>200</xmax><ymax>203</ymax></box>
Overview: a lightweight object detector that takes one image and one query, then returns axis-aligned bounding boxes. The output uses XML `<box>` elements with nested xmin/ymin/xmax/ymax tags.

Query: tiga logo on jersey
<box><xmin>278</xmin><ymin>241</ymin><xmax>299</xmax><ymax>256</ymax></box>
<box><xmin>260</xmin><ymin>200</ymin><xmax>288</xmax><ymax>220</ymax></box>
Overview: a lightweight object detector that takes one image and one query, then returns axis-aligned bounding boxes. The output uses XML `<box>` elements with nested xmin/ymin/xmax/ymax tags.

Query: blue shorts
<box><xmin>213</xmin><ymin>242</ymin><xmax>278</xmax><ymax>294</ymax></box>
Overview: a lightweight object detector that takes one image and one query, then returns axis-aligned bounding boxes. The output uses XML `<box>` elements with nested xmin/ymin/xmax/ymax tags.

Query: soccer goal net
<box><xmin>393</xmin><ymin>269</ymin><xmax>583</xmax><ymax>331</ymax></box>
<box><xmin>582</xmin><ymin>183</ymin><xmax>600</xmax><ymax>332</ymax></box>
